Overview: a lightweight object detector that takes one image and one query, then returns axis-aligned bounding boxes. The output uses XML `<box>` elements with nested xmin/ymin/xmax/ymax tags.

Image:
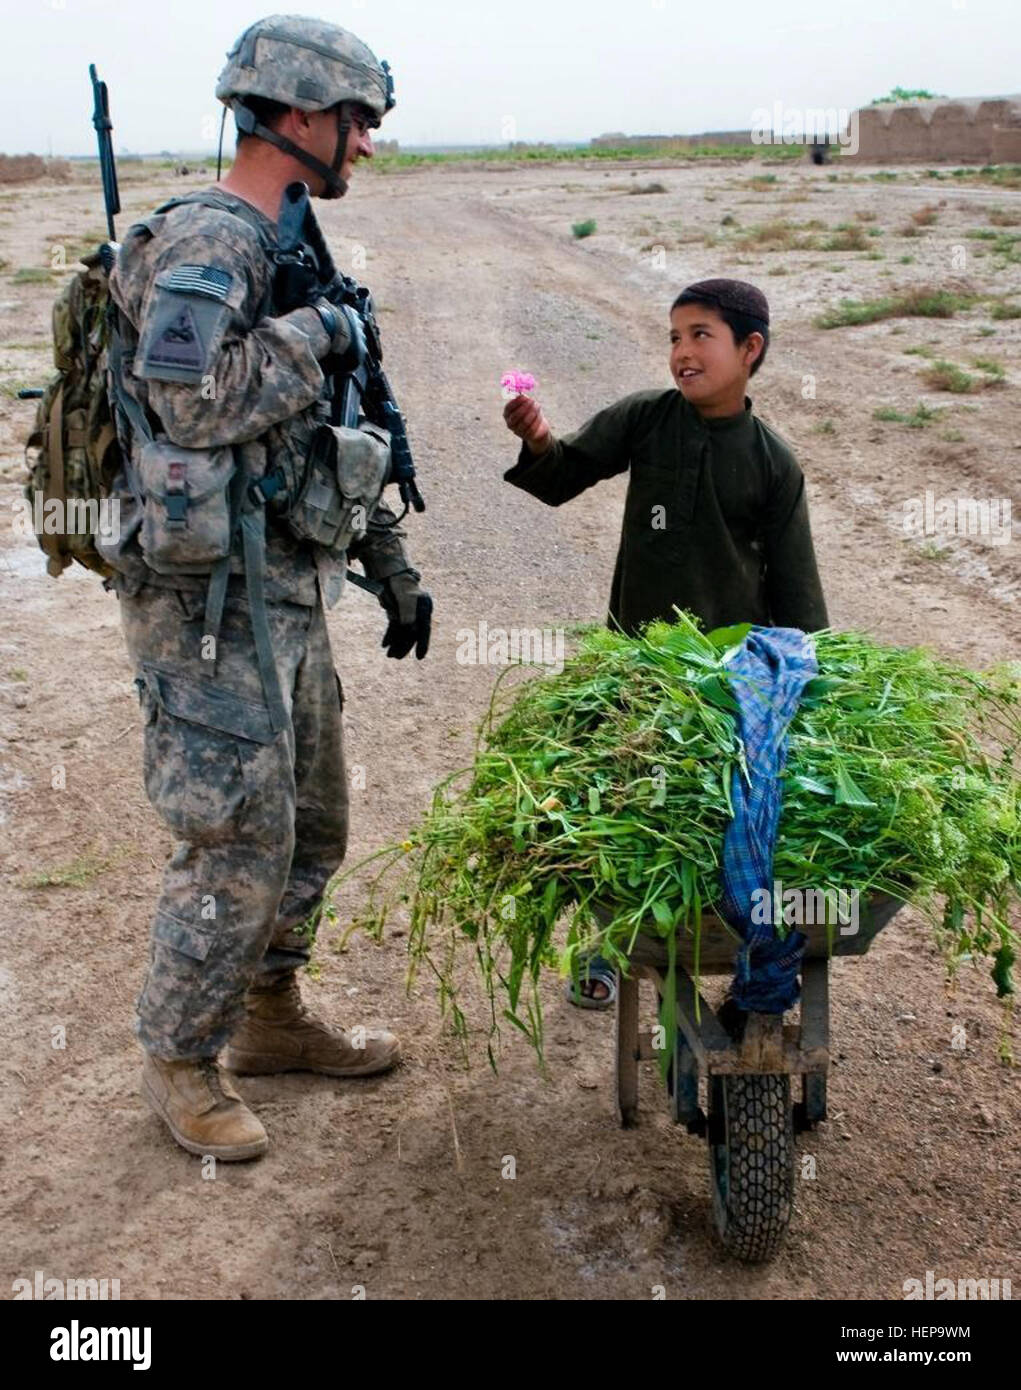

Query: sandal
<box><xmin>565</xmin><ymin>954</ymin><xmax>617</xmax><ymax>1011</ymax></box>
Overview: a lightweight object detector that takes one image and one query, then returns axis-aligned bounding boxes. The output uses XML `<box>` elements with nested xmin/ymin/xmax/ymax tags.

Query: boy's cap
<box><xmin>678</xmin><ymin>278</ymin><xmax>769</xmax><ymax>325</ymax></box>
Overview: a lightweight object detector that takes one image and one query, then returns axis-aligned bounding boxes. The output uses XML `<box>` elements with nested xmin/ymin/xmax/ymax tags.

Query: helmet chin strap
<box><xmin>232</xmin><ymin>99</ymin><xmax>350</xmax><ymax>198</ymax></box>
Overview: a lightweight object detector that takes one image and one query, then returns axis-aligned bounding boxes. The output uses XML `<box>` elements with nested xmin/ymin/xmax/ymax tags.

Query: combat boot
<box><xmin>223</xmin><ymin>974</ymin><xmax>401</xmax><ymax>1078</ymax></box>
<box><xmin>141</xmin><ymin>1053</ymin><xmax>269</xmax><ymax>1160</ymax></box>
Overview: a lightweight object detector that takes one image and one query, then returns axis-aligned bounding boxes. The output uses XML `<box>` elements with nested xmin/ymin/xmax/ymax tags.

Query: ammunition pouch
<box><xmin>277</xmin><ymin>422</ymin><xmax>390</xmax><ymax>555</ymax></box>
<box><xmin>137</xmin><ymin>437</ymin><xmax>237</xmax><ymax>574</ymax></box>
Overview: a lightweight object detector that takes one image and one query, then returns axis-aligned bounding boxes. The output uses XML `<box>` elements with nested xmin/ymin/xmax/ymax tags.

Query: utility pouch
<box><xmin>284</xmin><ymin>422</ymin><xmax>390</xmax><ymax>554</ymax></box>
<box><xmin>137</xmin><ymin>437</ymin><xmax>236</xmax><ymax>574</ymax></box>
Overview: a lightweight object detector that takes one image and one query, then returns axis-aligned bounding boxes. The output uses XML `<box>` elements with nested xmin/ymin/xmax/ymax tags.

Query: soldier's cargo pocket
<box><xmin>151</xmin><ymin>908</ymin><xmax>217</xmax><ymax>962</ymax></box>
<box><xmin>138</xmin><ymin>438</ymin><xmax>236</xmax><ymax>574</ymax></box>
<box><xmin>137</xmin><ymin>663</ymin><xmax>276</xmax><ymax>845</ymax></box>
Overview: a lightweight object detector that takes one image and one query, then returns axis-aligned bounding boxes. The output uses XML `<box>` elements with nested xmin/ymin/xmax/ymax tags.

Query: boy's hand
<box><xmin>503</xmin><ymin>395</ymin><xmax>553</xmax><ymax>456</ymax></box>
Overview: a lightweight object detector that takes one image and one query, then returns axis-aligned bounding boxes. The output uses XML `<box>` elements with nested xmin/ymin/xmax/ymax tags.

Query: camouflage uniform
<box><xmin>107</xmin><ymin>189</ymin><xmax>418</xmax><ymax>1061</ymax></box>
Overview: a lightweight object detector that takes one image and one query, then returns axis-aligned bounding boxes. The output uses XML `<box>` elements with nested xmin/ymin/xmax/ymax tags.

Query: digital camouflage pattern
<box><xmin>106</xmin><ymin>188</ymin><xmax>411</xmax><ymax>607</ymax></box>
<box><xmin>109</xmin><ymin>186</ymin><xmax>419</xmax><ymax>1059</ymax></box>
<box><xmin>215</xmin><ymin>14</ymin><xmax>392</xmax><ymax>120</ymax></box>
<box><xmin>122</xmin><ymin>584</ymin><xmax>348</xmax><ymax>1058</ymax></box>
<box><xmin>106</xmin><ymin>191</ymin><xmax>329</xmax><ymax>605</ymax></box>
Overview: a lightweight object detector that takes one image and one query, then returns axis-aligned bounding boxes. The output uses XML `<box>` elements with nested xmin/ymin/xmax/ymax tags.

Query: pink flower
<box><xmin>501</xmin><ymin>370</ymin><xmax>536</xmax><ymax>399</ymax></box>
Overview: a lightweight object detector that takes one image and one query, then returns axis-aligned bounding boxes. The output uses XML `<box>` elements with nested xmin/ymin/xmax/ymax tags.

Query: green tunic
<box><xmin>504</xmin><ymin>388</ymin><xmax>829</xmax><ymax>636</ymax></box>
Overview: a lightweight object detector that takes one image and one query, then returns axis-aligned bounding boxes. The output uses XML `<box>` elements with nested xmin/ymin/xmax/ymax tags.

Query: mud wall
<box><xmin>848</xmin><ymin>96</ymin><xmax>1021</xmax><ymax>162</ymax></box>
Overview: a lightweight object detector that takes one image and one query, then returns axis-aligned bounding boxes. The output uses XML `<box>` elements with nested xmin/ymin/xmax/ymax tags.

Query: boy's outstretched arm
<box><xmin>761</xmin><ymin>456</ymin><xmax>830</xmax><ymax>633</ymax></box>
<box><xmin>502</xmin><ymin>393</ymin><xmax>641</xmax><ymax>506</ymax></box>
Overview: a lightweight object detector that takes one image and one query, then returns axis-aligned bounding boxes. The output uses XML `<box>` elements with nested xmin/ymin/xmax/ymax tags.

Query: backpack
<box><xmin>23</xmin><ymin>247</ymin><xmax>122</xmax><ymax>578</ymax></box>
<box><xmin>22</xmin><ymin>190</ymin><xmax>275</xmax><ymax>583</ymax></box>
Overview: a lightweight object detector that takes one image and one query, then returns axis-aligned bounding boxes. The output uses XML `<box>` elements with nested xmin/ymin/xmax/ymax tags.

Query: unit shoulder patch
<box><xmin>136</xmin><ymin>264</ymin><xmax>236</xmax><ymax>385</ymax></box>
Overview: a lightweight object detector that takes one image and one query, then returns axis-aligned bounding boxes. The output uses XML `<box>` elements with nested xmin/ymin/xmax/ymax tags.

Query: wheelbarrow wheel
<box><xmin>708</xmin><ymin>1072</ymin><xmax>793</xmax><ymax>1263</ymax></box>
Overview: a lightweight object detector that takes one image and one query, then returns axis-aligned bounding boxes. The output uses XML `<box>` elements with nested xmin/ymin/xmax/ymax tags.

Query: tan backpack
<box><xmin>23</xmin><ymin>247</ymin><xmax>121</xmax><ymax>578</ymax></box>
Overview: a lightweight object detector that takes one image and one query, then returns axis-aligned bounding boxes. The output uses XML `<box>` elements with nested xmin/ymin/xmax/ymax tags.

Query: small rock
<box><xmin>931</xmin><ymin>1061</ymin><xmax>943</xmax><ymax>1073</ymax></box>
<box><xmin>895</xmin><ymin>1013</ymin><xmax>916</xmax><ymax>1023</ymax></box>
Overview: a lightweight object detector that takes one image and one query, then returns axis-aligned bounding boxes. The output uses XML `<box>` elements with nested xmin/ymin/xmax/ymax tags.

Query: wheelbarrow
<box><xmin>596</xmin><ymin>892</ymin><xmax>907</xmax><ymax>1262</ymax></box>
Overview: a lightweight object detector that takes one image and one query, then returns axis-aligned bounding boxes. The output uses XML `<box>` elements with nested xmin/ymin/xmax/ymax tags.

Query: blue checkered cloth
<box><xmin>720</xmin><ymin>626</ymin><xmax>818</xmax><ymax>1013</ymax></box>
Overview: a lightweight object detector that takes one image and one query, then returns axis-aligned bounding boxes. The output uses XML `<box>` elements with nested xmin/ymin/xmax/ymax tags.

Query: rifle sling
<box><xmin>240</xmin><ymin>503</ymin><xmax>288</xmax><ymax>735</ymax></box>
<box><xmin>40</xmin><ymin>386</ymin><xmax>66</xmax><ymax>573</ymax></box>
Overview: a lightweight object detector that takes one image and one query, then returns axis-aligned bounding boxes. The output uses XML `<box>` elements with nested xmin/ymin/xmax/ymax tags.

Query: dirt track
<box><xmin>1</xmin><ymin>157</ymin><xmax>1019</xmax><ymax>1300</ymax></box>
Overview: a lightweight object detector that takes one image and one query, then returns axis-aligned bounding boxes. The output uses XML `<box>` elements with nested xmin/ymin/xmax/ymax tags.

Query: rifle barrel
<box><xmin>89</xmin><ymin>63</ymin><xmax>120</xmax><ymax>240</ymax></box>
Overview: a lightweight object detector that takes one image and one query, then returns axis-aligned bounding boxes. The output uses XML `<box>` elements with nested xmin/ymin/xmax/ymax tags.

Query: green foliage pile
<box><xmin>345</xmin><ymin>619</ymin><xmax>1020</xmax><ymax>1059</ymax></box>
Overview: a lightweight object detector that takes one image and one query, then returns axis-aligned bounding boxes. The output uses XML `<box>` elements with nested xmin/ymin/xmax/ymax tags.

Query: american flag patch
<box><xmin>162</xmin><ymin>264</ymin><xmax>232</xmax><ymax>301</ymax></box>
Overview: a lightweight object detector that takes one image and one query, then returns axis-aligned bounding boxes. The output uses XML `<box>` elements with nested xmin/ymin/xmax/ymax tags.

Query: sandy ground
<box><xmin>0</xmin><ymin>155</ymin><xmax>1019</xmax><ymax>1301</ymax></box>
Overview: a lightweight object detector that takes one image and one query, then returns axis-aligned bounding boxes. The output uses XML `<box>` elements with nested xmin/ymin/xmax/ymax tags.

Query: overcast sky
<box><xmin>1</xmin><ymin>0</ymin><xmax>1018</xmax><ymax>154</ymax></box>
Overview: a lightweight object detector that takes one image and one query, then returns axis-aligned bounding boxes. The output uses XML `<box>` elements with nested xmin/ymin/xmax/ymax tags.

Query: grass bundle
<box><xmin>342</xmin><ymin>617</ymin><xmax>1020</xmax><ymax>1060</ymax></box>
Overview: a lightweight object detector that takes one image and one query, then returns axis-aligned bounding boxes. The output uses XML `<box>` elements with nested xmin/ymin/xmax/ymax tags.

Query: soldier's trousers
<box><xmin>119</xmin><ymin>584</ymin><xmax>349</xmax><ymax>1060</ymax></box>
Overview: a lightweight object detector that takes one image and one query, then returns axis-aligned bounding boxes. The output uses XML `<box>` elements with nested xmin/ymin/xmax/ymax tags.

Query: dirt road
<box><xmin>1</xmin><ymin>157</ymin><xmax>1018</xmax><ymax>1299</ymax></box>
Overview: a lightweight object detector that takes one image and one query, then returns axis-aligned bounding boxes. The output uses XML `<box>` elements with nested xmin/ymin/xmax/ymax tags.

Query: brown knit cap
<box><xmin>677</xmin><ymin>278</ymin><xmax>769</xmax><ymax>325</ymax></box>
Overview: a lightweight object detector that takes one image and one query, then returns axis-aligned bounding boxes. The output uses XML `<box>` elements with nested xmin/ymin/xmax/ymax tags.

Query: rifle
<box><xmin>16</xmin><ymin>66</ymin><xmax>118</xmax><ymax>404</ymax></box>
<box><xmin>89</xmin><ymin>63</ymin><xmax>120</xmax><ymax>259</ymax></box>
<box><xmin>273</xmin><ymin>181</ymin><xmax>425</xmax><ymax>520</ymax></box>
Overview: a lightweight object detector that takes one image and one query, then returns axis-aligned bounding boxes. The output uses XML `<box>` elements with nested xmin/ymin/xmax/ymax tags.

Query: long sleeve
<box><xmin>760</xmin><ymin>458</ymin><xmax>829</xmax><ymax>632</ymax></box>
<box><xmin>503</xmin><ymin>391</ymin><xmax>661</xmax><ymax>506</ymax></box>
<box><xmin>112</xmin><ymin>212</ymin><xmax>333</xmax><ymax>450</ymax></box>
<box><xmin>348</xmin><ymin>500</ymin><xmax>417</xmax><ymax>580</ymax></box>
<box><xmin>146</xmin><ymin>306</ymin><xmax>330</xmax><ymax>448</ymax></box>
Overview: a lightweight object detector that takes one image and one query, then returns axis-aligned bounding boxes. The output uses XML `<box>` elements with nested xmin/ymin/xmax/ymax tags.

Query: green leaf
<box><xmin>833</xmin><ymin>764</ymin><xmax>878</xmax><ymax>807</ymax></box>
<box><xmin>651</xmin><ymin>899</ymin><xmax>674</xmax><ymax>931</ymax></box>
<box><xmin>721</xmin><ymin>762</ymin><xmax>735</xmax><ymax>817</ymax></box>
<box><xmin>800</xmin><ymin>676</ymin><xmax>846</xmax><ymax>703</ymax></box>
<box><xmin>791</xmin><ymin>774</ymin><xmax>833</xmax><ymax>796</ymax></box>
<box><xmin>814</xmin><ymin>826</ymin><xmax>855</xmax><ymax>849</ymax></box>
<box><xmin>698</xmin><ymin>674</ymin><xmax>740</xmax><ymax>711</ymax></box>
<box><xmin>705</xmin><ymin>622</ymin><xmax>752</xmax><ymax>651</ymax></box>
<box><xmin>588</xmin><ymin>785</ymin><xmax>601</xmax><ymax>814</ymax></box>
<box><xmin>992</xmin><ymin>943</ymin><xmax>1015</xmax><ymax>997</ymax></box>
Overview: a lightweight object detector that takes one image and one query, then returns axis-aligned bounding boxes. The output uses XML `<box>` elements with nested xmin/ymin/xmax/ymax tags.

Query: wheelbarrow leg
<box><xmin>615</xmin><ymin>968</ymin><xmax>639</xmax><ymax>1127</ymax></box>
<box><xmin>795</xmin><ymin>956</ymin><xmax>829</xmax><ymax>1131</ymax></box>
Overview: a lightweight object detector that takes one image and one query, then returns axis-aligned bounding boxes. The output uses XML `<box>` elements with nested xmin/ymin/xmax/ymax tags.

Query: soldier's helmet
<box><xmin>216</xmin><ymin>14</ymin><xmax>395</xmax><ymax>124</ymax></box>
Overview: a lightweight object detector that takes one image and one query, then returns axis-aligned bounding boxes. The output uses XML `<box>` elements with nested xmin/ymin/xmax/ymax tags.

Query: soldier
<box><xmin>102</xmin><ymin>15</ymin><xmax>431</xmax><ymax>1160</ymax></box>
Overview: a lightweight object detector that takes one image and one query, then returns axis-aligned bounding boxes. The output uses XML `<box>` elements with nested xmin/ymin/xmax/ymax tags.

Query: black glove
<box><xmin>379</xmin><ymin>569</ymin><xmax>432</xmax><ymax>660</ymax></box>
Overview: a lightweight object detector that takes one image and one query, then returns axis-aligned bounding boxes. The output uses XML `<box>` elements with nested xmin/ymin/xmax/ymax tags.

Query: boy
<box><xmin>502</xmin><ymin>278</ymin><xmax>828</xmax><ymax>1006</ymax></box>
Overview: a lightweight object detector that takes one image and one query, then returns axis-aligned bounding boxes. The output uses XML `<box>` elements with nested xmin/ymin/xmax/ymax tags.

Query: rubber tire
<box><xmin>708</xmin><ymin>1072</ymin><xmax>793</xmax><ymax>1263</ymax></box>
